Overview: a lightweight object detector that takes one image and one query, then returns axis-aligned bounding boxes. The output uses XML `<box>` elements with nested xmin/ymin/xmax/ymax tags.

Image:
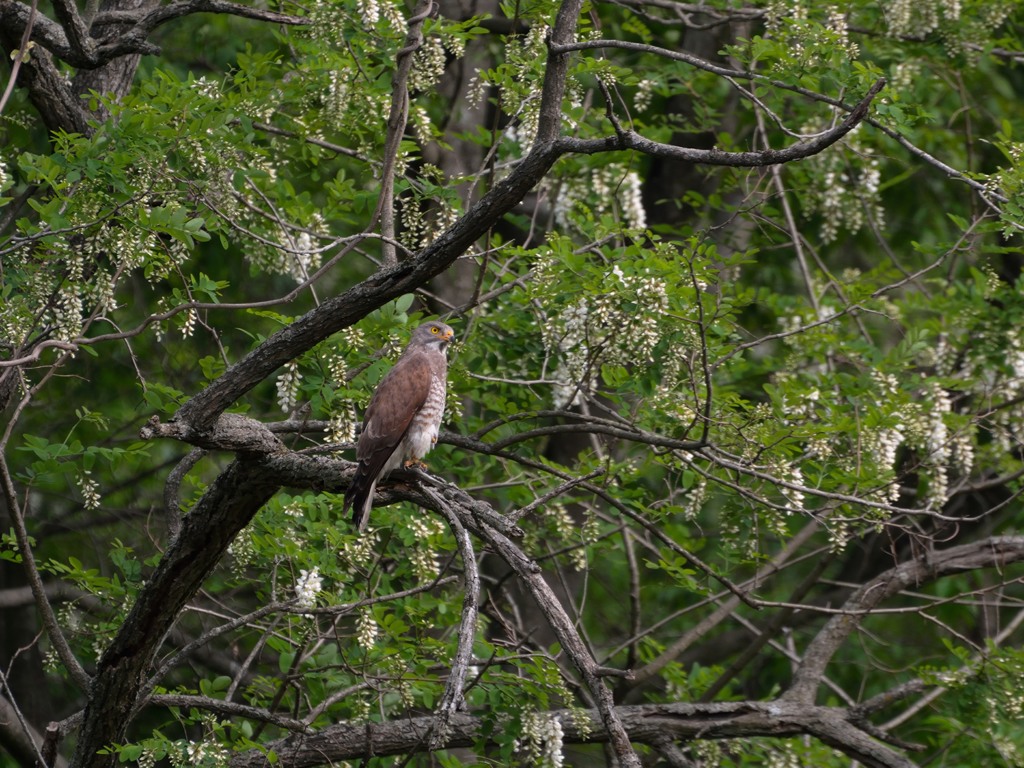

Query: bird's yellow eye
<box><xmin>431</xmin><ymin>326</ymin><xmax>439</xmax><ymax>334</ymax></box>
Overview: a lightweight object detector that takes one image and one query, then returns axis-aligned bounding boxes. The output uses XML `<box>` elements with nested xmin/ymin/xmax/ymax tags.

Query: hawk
<box><xmin>343</xmin><ymin>320</ymin><xmax>455</xmax><ymax>531</ymax></box>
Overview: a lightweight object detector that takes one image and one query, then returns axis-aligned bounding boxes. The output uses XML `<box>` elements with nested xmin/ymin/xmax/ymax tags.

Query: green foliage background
<box><xmin>3</xmin><ymin>0</ymin><xmax>1024</xmax><ymax>765</ymax></box>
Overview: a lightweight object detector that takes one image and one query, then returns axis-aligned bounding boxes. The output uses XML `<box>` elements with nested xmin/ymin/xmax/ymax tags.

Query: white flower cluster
<box><xmin>545</xmin><ymin>265</ymin><xmax>667</xmax><ymax>408</ymax></box>
<box><xmin>921</xmin><ymin>381</ymin><xmax>952</xmax><ymax>508</ymax></box>
<box><xmin>309</xmin><ymin>0</ymin><xmax>348</xmax><ymax>45</ymax></box>
<box><xmin>550</xmin><ymin>300</ymin><xmax>588</xmax><ymax>409</ymax></box>
<box><xmin>356</xmin><ymin>606</ymin><xmax>378</xmax><ymax>649</ymax></box>
<box><xmin>136</xmin><ymin>747</ymin><xmax>158</xmax><ymax>768</ymax></box>
<box><xmin>341</xmin><ymin>530</ymin><xmax>378</xmax><ymax>567</ymax></box>
<box><xmin>227</xmin><ymin>525</ymin><xmax>256</xmax><ymax>574</ymax></box>
<box><xmin>409</xmin><ymin>545</ymin><xmax>439</xmax><ymax>582</ymax></box>
<box><xmin>499</xmin><ymin>24</ymin><xmax>549</xmax><ymax>153</ymax></box>
<box><xmin>619</xmin><ymin>171</ymin><xmax>646</xmax><ymax>231</ymax></box>
<box><xmin>868</xmin><ymin>425</ymin><xmax>904</xmax><ymax>502</ymax></box>
<box><xmin>466</xmin><ymin>72</ymin><xmax>488</xmax><ymax>108</ymax></box>
<box><xmin>766</xmin><ymin>744</ymin><xmax>801</xmax><ymax>768</ymax></box>
<box><xmin>287</xmin><ymin>216</ymin><xmax>327</xmax><ymax>285</ymax></box>
<box><xmin>800</xmin><ymin>122</ymin><xmax>883</xmax><ymax>243</ymax></box>
<box><xmin>443</xmin><ymin>32</ymin><xmax>466</xmax><ymax>60</ymax></box>
<box><xmin>505</xmin><ymin>96</ymin><xmax>541</xmax><ymax>155</ymax></box>
<box><xmin>190</xmin><ymin>76</ymin><xmax>220</xmax><ymax>99</ymax></box>
<box><xmin>326</xmin><ymin>70</ymin><xmax>349</xmax><ymax>125</ymax></box>
<box><xmin>961</xmin><ymin>328</ymin><xmax>1024</xmax><ymax>455</ymax></box>
<box><xmin>357</xmin><ymin>0</ymin><xmax>379</xmax><ymax>27</ymax></box>
<box><xmin>682</xmin><ymin>476</ymin><xmax>708</xmax><ymax>520</ymax></box>
<box><xmin>569</xmin><ymin>512</ymin><xmax>600</xmax><ymax>571</ymax></box>
<box><xmin>634</xmin><ymin>79</ymin><xmax>655</xmax><ymax>112</ymax></box>
<box><xmin>53</xmin><ymin>286</ymin><xmax>84</xmax><ymax>343</ymax></box>
<box><xmin>294</xmin><ymin>567</ymin><xmax>323</xmax><ymax>610</ymax></box>
<box><xmin>827</xmin><ymin>518</ymin><xmax>851</xmax><ymax>553</ymax></box>
<box><xmin>276</xmin><ymin>361</ymin><xmax>302</xmax><ymax>413</ymax></box>
<box><xmin>545</xmin><ymin>502</ymin><xmax>575</xmax><ymax>539</ymax></box>
<box><xmin>78</xmin><ymin>471</ymin><xmax>101</xmax><ymax>510</ymax></box>
<box><xmin>890</xmin><ymin>59</ymin><xmax>922</xmax><ymax>94</ymax></box>
<box><xmin>401</xmin><ymin>197</ymin><xmax>459</xmax><ymax>249</ymax></box>
<box><xmin>290</xmin><ymin>232</ymin><xmax>318</xmax><ymax>284</ymax></box>
<box><xmin>328</xmin><ymin>402</ymin><xmax>358</xmax><ymax>445</ymax></box>
<box><xmin>515</xmin><ymin>711</ymin><xmax>565</xmax><ymax>768</ymax></box>
<box><xmin>765</xmin><ymin>0</ymin><xmax>803</xmax><ymax>32</ymax></box>
<box><xmin>826</xmin><ymin>6</ymin><xmax>858</xmax><ymax>57</ymax></box>
<box><xmin>409</xmin><ymin>36</ymin><xmax>446</xmax><ymax>93</ymax></box>
<box><xmin>554</xmin><ymin>165</ymin><xmax>647</xmax><ymax>232</ymax></box>
<box><xmin>175</xmin><ymin>740</ymin><xmax>228</xmax><ymax>768</ymax></box>
<box><xmin>407</xmin><ymin>515</ymin><xmax>444</xmax><ymax>581</ymax></box>
<box><xmin>765</xmin><ymin>1</ymin><xmax>857</xmax><ymax>66</ymax></box>
<box><xmin>781</xmin><ymin>464</ymin><xmax>805</xmax><ymax>514</ymax></box>
<box><xmin>409</xmin><ymin>104</ymin><xmax>433</xmax><ymax>146</ymax></box>
<box><xmin>181</xmin><ymin>308</ymin><xmax>197</xmax><ymax>339</ymax></box>
<box><xmin>884</xmin><ymin>0</ymin><xmax>960</xmax><ymax>39</ymax></box>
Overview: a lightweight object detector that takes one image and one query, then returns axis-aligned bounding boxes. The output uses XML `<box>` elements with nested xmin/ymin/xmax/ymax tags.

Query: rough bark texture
<box><xmin>70</xmin><ymin>460</ymin><xmax>281</xmax><ymax>768</ymax></box>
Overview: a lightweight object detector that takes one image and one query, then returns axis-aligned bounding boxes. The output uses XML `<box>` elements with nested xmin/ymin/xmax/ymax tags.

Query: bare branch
<box><xmin>146</xmin><ymin>694</ymin><xmax>309</xmax><ymax>732</ymax></box>
<box><xmin>557</xmin><ymin>77</ymin><xmax>886</xmax><ymax>167</ymax></box>
<box><xmin>0</xmin><ymin>685</ymin><xmax>69</xmax><ymax>768</ymax></box>
<box><xmin>419</xmin><ymin>483</ymin><xmax>479</xmax><ymax>748</ymax></box>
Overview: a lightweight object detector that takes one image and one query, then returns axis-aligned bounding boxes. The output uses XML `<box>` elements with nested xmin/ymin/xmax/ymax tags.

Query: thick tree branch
<box><xmin>147</xmin><ymin>694</ymin><xmax>309</xmax><ymax>733</ymax></box>
<box><xmin>228</xmin><ymin>699</ymin><xmax>916</xmax><ymax>768</ymax></box>
<box><xmin>93</xmin><ymin>0</ymin><xmax>307</xmax><ymax>33</ymax></box>
<box><xmin>70</xmin><ymin>459</ymin><xmax>281</xmax><ymax>768</ymax></box>
<box><xmin>784</xmin><ymin>536</ymin><xmax>1024</xmax><ymax>703</ymax></box>
<box><xmin>0</xmin><ymin>0</ymin><xmax>306</xmax><ymax>69</ymax></box>
<box><xmin>49</xmin><ymin>0</ymin><xmax>95</xmax><ymax>63</ymax></box>
<box><xmin>0</xmin><ymin>22</ymin><xmax>94</xmax><ymax>134</ymax></box>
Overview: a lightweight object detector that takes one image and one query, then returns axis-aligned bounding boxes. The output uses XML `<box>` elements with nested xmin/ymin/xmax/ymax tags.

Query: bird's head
<box><xmin>411</xmin><ymin>320</ymin><xmax>455</xmax><ymax>351</ymax></box>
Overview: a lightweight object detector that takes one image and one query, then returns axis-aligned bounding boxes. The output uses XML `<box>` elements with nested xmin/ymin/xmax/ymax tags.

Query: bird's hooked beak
<box><xmin>441</xmin><ymin>328</ymin><xmax>455</xmax><ymax>343</ymax></box>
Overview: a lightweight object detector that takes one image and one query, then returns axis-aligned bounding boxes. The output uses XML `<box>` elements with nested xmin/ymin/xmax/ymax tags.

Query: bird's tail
<box><xmin>344</xmin><ymin>468</ymin><xmax>377</xmax><ymax>532</ymax></box>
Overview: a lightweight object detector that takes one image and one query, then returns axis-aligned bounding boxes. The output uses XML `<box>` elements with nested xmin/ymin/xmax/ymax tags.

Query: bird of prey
<box><xmin>343</xmin><ymin>321</ymin><xmax>455</xmax><ymax>531</ymax></box>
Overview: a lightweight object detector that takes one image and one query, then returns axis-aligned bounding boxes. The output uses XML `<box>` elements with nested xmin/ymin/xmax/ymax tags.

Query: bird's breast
<box><xmin>402</xmin><ymin>376</ymin><xmax>446</xmax><ymax>461</ymax></box>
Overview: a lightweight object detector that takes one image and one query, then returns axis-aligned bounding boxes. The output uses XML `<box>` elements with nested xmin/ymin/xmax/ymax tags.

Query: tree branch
<box><xmin>228</xmin><ymin>699</ymin><xmax>916</xmax><ymax>768</ymax></box>
<box><xmin>70</xmin><ymin>459</ymin><xmax>281</xmax><ymax>768</ymax></box>
<box><xmin>374</xmin><ymin>0</ymin><xmax>434</xmax><ymax>267</ymax></box>
<box><xmin>419</xmin><ymin>482</ymin><xmax>479</xmax><ymax>747</ymax></box>
<box><xmin>146</xmin><ymin>694</ymin><xmax>309</xmax><ymax>733</ymax></box>
<box><xmin>556</xmin><ymin>77</ymin><xmax>886</xmax><ymax>167</ymax></box>
<box><xmin>784</xmin><ymin>536</ymin><xmax>1024</xmax><ymax>703</ymax></box>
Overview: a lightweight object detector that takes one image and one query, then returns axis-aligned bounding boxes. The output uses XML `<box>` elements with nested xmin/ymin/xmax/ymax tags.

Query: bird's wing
<box><xmin>344</xmin><ymin>352</ymin><xmax>432</xmax><ymax>530</ymax></box>
<box><xmin>357</xmin><ymin>351</ymin><xmax>432</xmax><ymax>474</ymax></box>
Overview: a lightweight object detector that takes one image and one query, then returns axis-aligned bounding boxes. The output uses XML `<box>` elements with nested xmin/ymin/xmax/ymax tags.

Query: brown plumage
<box><xmin>342</xmin><ymin>321</ymin><xmax>454</xmax><ymax>531</ymax></box>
